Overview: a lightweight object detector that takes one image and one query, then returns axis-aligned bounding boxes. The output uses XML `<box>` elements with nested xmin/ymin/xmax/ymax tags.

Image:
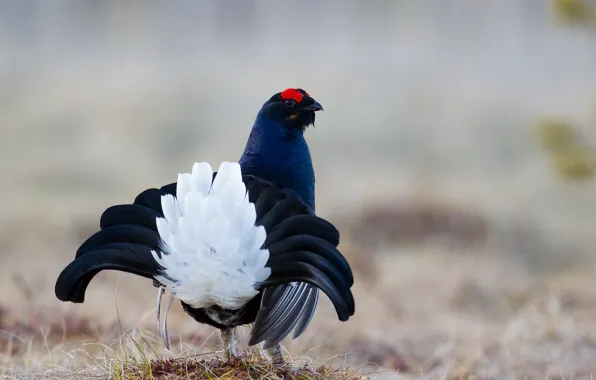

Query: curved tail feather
<box><xmin>75</xmin><ymin>225</ymin><xmax>161</xmax><ymax>258</ymax></box>
<box><xmin>55</xmin><ymin>243</ymin><xmax>162</xmax><ymax>303</ymax></box>
<box><xmin>267</xmin><ymin>234</ymin><xmax>352</xmax><ymax>284</ymax></box>
<box><xmin>100</xmin><ymin>204</ymin><xmax>162</xmax><ymax>230</ymax></box>
<box><xmin>264</xmin><ymin>214</ymin><xmax>340</xmax><ymax>246</ymax></box>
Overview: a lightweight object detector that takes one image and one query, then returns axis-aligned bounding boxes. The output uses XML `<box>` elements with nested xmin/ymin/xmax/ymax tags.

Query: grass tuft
<box><xmin>115</xmin><ymin>352</ymin><xmax>362</xmax><ymax>380</ymax></box>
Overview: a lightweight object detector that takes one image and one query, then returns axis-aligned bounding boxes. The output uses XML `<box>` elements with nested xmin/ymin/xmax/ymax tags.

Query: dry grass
<box><xmin>3</xmin><ymin>216</ymin><xmax>596</xmax><ymax>378</ymax></box>
<box><xmin>0</xmin><ymin>315</ymin><xmax>366</xmax><ymax>379</ymax></box>
<box><xmin>117</xmin><ymin>354</ymin><xmax>361</xmax><ymax>380</ymax></box>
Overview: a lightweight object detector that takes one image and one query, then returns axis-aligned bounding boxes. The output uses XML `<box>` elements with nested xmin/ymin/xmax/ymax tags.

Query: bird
<box><xmin>54</xmin><ymin>88</ymin><xmax>355</xmax><ymax>365</ymax></box>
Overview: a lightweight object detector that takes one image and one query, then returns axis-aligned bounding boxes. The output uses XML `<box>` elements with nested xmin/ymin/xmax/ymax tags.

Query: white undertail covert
<box><xmin>151</xmin><ymin>162</ymin><xmax>271</xmax><ymax>310</ymax></box>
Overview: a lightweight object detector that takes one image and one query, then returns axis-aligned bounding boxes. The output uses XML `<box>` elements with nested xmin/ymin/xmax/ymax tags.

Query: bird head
<box><xmin>260</xmin><ymin>88</ymin><xmax>324</xmax><ymax>133</ymax></box>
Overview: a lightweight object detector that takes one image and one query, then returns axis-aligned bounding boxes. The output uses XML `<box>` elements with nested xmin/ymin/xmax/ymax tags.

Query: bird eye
<box><xmin>285</xmin><ymin>99</ymin><xmax>296</xmax><ymax>107</ymax></box>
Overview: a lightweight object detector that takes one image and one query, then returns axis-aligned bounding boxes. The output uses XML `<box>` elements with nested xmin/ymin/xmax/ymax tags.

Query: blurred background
<box><xmin>2</xmin><ymin>0</ymin><xmax>596</xmax><ymax>378</ymax></box>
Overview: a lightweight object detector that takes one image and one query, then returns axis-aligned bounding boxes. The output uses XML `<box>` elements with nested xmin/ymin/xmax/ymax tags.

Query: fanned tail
<box><xmin>54</xmin><ymin>162</ymin><xmax>356</xmax><ymax>352</ymax></box>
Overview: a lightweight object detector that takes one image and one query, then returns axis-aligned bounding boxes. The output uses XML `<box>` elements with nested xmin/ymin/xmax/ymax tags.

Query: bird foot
<box><xmin>265</xmin><ymin>344</ymin><xmax>286</xmax><ymax>366</ymax></box>
<box><xmin>221</xmin><ymin>328</ymin><xmax>238</xmax><ymax>359</ymax></box>
<box><xmin>264</xmin><ymin>344</ymin><xmax>301</xmax><ymax>370</ymax></box>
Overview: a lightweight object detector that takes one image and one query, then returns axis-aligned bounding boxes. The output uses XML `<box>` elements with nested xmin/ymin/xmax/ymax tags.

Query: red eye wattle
<box><xmin>281</xmin><ymin>88</ymin><xmax>304</xmax><ymax>103</ymax></box>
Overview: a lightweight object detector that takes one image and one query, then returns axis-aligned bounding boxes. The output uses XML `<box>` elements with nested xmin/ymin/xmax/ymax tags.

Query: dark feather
<box><xmin>257</xmin><ymin>261</ymin><xmax>352</xmax><ymax>321</ymax></box>
<box><xmin>159</xmin><ymin>182</ymin><xmax>178</xmax><ymax>196</ymax></box>
<box><xmin>55</xmin><ymin>243</ymin><xmax>161</xmax><ymax>303</ymax></box>
<box><xmin>264</xmin><ymin>214</ymin><xmax>340</xmax><ymax>247</ymax></box>
<box><xmin>267</xmin><ymin>235</ymin><xmax>353</xmax><ymax>285</ymax></box>
<box><xmin>76</xmin><ymin>225</ymin><xmax>161</xmax><ymax>258</ymax></box>
<box><xmin>254</xmin><ymin>187</ymin><xmax>287</xmax><ymax>217</ymax></box>
<box><xmin>267</xmin><ymin>250</ymin><xmax>353</xmax><ymax>305</ymax></box>
<box><xmin>260</xmin><ymin>283</ymin><xmax>286</xmax><ymax>306</ymax></box>
<box><xmin>100</xmin><ymin>204</ymin><xmax>161</xmax><ymax>230</ymax></box>
<box><xmin>256</xmin><ymin>199</ymin><xmax>310</xmax><ymax>231</ymax></box>
<box><xmin>291</xmin><ymin>286</ymin><xmax>319</xmax><ymax>339</ymax></box>
<box><xmin>133</xmin><ymin>188</ymin><xmax>167</xmax><ymax>211</ymax></box>
<box><xmin>249</xmin><ymin>283</ymin><xmax>312</xmax><ymax>349</ymax></box>
<box><xmin>243</xmin><ymin>175</ymin><xmax>270</xmax><ymax>202</ymax></box>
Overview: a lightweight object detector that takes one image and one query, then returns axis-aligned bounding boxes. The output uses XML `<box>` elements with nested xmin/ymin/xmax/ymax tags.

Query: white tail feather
<box><xmin>151</xmin><ymin>162</ymin><xmax>271</xmax><ymax>310</ymax></box>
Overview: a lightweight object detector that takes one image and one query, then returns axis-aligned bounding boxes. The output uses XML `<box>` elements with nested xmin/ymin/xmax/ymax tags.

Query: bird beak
<box><xmin>304</xmin><ymin>101</ymin><xmax>324</xmax><ymax>112</ymax></box>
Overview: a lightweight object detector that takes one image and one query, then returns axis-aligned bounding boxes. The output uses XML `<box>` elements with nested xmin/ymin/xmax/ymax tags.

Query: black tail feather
<box><xmin>133</xmin><ymin>188</ymin><xmax>169</xmax><ymax>211</ymax></box>
<box><xmin>159</xmin><ymin>182</ymin><xmax>178</xmax><ymax>197</ymax></box>
<box><xmin>267</xmin><ymin>235</ymin><xmax>353</xmax><ymax>285</ymax></box>
<box><xmin>243</xmin><ymin>177</ymin><xmax>273</xmax><ymax>204</ymax></box>
<box><xmin>267</xmin><ymin>250</ymin><xmax>353</xmax><ymax>308</ymax></box>
<box><xmin>254</xmin><ymin>187</ymin><xmax>287</xmax><ymax>216</ymax></box>
<box><xmin>260</xmin><ymin>261</ymin><xmax>352</xmax><ymax>321</ymax></box>
<box><xmin>55</xmin><ymin>243</ymin><xmax>161</xmax><ymax>303</ymax></box>
<box><xmin>257</xmin><ymin>200</ymin><xmax>309</xmax><ymax>231</ymax></box>
<box><xmin>264</xmin><ymin>214</ymin><xmax>340</xmax><ymax>247</ymax></box>
<box><xmin>291</xmin><ymin>287</ymin><xmax>319</xmax><ymax>339</ymax></box>
<box><xmin>76</xmin><ymin>225</ymin><xmax>161</xmax><ymax>258</ymax></box>
<box><xmin>249</xmin><ymin>284</ymin><xmax>312</xmax><ymax>348</ymax></box>
<box><xmin>100</xmin><ymin>204</ymin><xmax>161</xmax><ymax>230</ymax></box>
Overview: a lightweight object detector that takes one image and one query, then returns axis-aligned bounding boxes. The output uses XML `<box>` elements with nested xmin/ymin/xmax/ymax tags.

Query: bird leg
<box><xmin>161</xmin><ymin>292</ymin><xmax>174</xmax><ymax>350</ymax></box>
<box><xmin>156</xmin><ymin>286</ymin><xmax>165</xmax><ymax>337</ymax></box>
<box><xmin>221</xmin><ymin>328</ymin><xmax>238</xmax><ymax>359</ymax></box>
<box><xmin>265</xmin><ymin>343</ymin><xmax>285</xmax><ymax>365</ymax></box>
<box><xmin>258</xmin><ymin>344</ymin><xmax>267</xmax><ymax>358</ymax></box>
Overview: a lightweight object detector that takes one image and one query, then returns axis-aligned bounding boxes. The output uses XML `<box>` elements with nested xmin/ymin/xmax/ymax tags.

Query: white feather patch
<box><xmin>151</xmin><ymin>162</ymin><xmax>271</xmax><ymax>310</ymax></box>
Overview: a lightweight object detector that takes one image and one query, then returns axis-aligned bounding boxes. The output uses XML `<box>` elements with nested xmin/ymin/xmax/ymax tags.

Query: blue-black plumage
<box><xmin>240</xmin><ymin>88</ymin><xmax>320</xmax><ymax>211</ymax></box>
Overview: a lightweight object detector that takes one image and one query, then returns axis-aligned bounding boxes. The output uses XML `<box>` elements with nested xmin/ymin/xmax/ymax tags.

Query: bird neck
<box><xmin>239</xmin><ymin>112</ymin><xmax>315</xmax><ymax>210</ymax></box>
